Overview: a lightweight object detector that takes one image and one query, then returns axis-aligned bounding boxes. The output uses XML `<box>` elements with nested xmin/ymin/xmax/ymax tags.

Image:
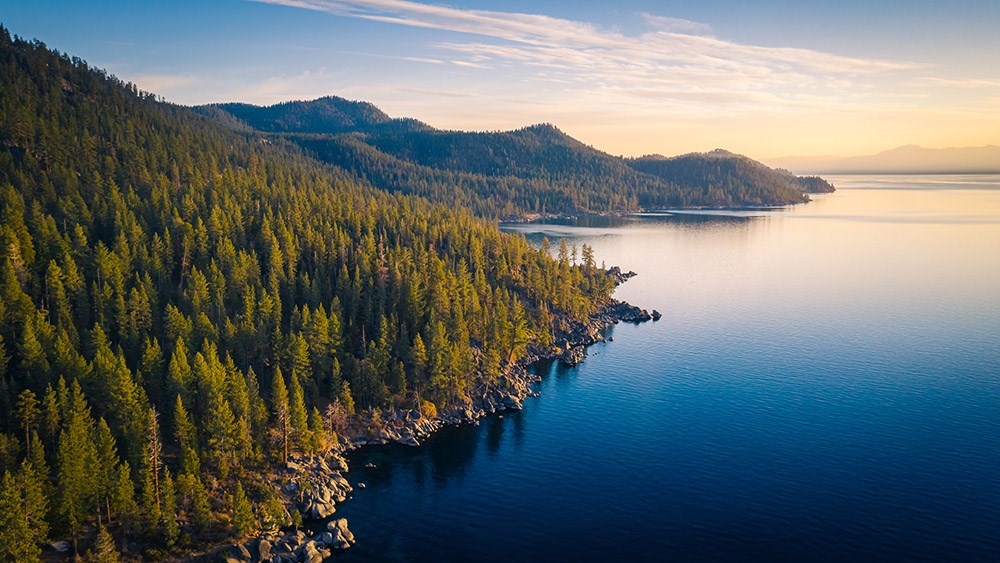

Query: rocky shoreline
<box><xmin>217</xmin><ymin>270</ymin><xmax>658</xmax><ymax>562</ymax></box>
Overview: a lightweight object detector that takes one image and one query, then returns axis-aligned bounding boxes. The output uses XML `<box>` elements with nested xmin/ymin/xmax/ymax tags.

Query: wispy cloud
<box><xmin>920</xmin><ymin>77</ymin><xmax>1000</xmax><ymax>89</ymax></box>
<box><xmin>395</xmin><ymin>86</ymin><xmax>478</xmax><ymax>98</ymax></box>
<box><xmin>130</xmin><ymin>73</ymin><xmax>201</xmax><ymax>94</ymax></box>
<box><xmin>235</xmin><ymin>68</ymin><xmax>338</xmax><ymax>103</ymax></box>
<box><xmin>254</xmin><ymin>0</ymin><xmax>920</xmax><ymax>112</ymax></box>
<box><xmin>639</xmin><ymin>13</ymin><xmax>711</xmax><ymax>34</ymax></box>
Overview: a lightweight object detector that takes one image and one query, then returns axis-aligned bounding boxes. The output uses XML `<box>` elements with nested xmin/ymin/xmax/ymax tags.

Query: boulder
<box><xmin>331</xmin><ymin>455</ymin><xmax>349</xmax><ymax>473</ymax></box>
<box><xmin>312</xmin><ymin>502</ymin><xmax>336</xmax><ymax>519</ymax></box>
<box><xmin>301</xmin><ymin>541</ymin><xmax>324</xmax><ymax>563</ymax></box>
<box><xmin>257</xmin><ymin>539</ymin><xmax>273</xmax><ymax>561</ymax></box>
<box><xmin>326</xmin><ymin>518</ymin><xmax>356</xmax><ymax>549</ymax></box>
<box><xmin>224</xmin><ymin>543</ymin><xmax>251</xmax><ymax>562</ymax></box>
<box><xmin>336</xmin><ymin>518</ymin><xmax>356</xmax><ymax>545</ymax></box>
<box><xmin>328</xmin><ymin>527</ymin><xmax>343</xmax><ymax>547</ymax></box>
<box><xmin>318</xmin><ymin>531</ymin><xmax>334</xmax><ymax>546</ymax></box>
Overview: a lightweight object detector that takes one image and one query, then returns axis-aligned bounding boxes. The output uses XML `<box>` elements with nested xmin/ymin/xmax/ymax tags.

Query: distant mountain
<box><xmin>768</xmin><ymin>145</ymin><xmax>1000</xmax><ymax>174</ymax></box>
<box><xmin>207</xmin><ymin>99</ymin><xmax>831</xmax><ymax>216</ymax></box>
<box><xmin>200</xmin><ymin>96</ymin><xmax>432</xmax><ymax>135</ymax></box>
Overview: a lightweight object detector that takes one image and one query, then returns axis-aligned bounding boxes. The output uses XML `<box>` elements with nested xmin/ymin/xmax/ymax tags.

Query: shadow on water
<box><xmin>344</xmin><ymin>356</ymin><xmax>576</xmax><ymax>497</ymax></box>
<box><xmin>347</xmin><ymin>420</ymin><xmax>482</xmax><ymax>491</ymax></box>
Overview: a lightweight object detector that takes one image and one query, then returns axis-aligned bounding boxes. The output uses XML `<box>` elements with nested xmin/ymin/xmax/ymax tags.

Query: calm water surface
<box><xmin>335</xmin><ymin>175</ymin><xmax>1000</xmax><ymax>561</ymax></box>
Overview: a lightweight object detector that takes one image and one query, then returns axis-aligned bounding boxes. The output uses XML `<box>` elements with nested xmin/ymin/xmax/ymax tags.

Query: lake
<box><xmin>334</xmin><ymin>175</ymin><xmax>1000</xmax><ymax>561</ymax></box>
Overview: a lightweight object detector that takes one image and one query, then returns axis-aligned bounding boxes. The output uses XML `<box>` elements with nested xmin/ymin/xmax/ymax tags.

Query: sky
<box><xmin>3</xmin><ymin>0</ymin><xmax>1000</xmax><ymax>159</ymax></box>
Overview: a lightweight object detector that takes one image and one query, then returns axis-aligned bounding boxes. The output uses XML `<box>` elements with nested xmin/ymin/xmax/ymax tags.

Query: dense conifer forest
<box><xmin>0</xmin><ymin>29</ymin><xmax>616</xmax><ymax>559</ymax></box>
<box><xmin>627</xmin><ymin>150</ymin><xmax>834</xmax><ymax>206</ymax></box>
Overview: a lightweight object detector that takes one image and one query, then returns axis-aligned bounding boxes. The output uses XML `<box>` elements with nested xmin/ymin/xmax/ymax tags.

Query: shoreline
<box><xmin>212</xmin><ymin>270</ymin><xmax>658</xmax><ymax>562</ymax></box>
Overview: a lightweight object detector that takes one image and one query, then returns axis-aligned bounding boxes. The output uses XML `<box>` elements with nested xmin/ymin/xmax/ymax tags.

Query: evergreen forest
<box><xmin>0</xmin><ymin>29</ymin><xmax>615</xmax><ymax>559</ymax></box>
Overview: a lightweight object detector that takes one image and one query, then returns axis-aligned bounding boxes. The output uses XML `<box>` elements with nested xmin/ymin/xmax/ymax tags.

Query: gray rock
<box><xmin>328</xmin><ymin>527</ymin><xmax>343</xmax><ymax>546</ymax></box>
<box><xmin>48</xmin><ymin>541</ymin><xmax>71</xmax><ymax>553</ymax></box>
<box><xmin>315</xmin><ymin>502</ymin><xmax>336</xmax><ymax>519</ymax></box>
<box><xmin>336</xmin><ymin>518</ymin><xmax>356</xmax><ymax>545</ymax></box>
<box><xmin>302</xmin><ymin>541</ymin><xmax>324</xmax><ymax>563</ymax></box>
<box><xmin>331</xmin><ymin>455</ymin><xmax>349</xmax><ymax>473</ymax></box>
<box><xmin>318</xmin><ymin>531</ymin><xmax>334</xmax><ymax>546</ymax></box>
<box><xmin>223</xmin><ymin>543</ymin><xmax>251</xmax><ymax>563</ymax></box>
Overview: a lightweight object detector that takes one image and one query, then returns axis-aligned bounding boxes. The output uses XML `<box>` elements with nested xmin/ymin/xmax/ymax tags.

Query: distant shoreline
<box><xmin>786</xmin><ymin>170</ymin><xmax>1000</xmax><ymax>176</ymax></box>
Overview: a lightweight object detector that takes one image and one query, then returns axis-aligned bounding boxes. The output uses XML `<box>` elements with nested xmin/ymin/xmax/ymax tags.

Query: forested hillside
<box><xmin>207</xmin><ymin>97</ymin><xmax>432</xmax><ymax>135</ymax></box>
<box><xmin>206</xmin><ymin>99</ymin><xmax>833</xmax><ymax>216</ymax></box>
<box><xmin>0</xmin><ymin>29</ymin><xmax>615</xmax><ymax>559</ymax></box>
<box><xmin>628</xmin><ymin>150</ymin><xmax>835</xmax><ymax>206</ymax></box>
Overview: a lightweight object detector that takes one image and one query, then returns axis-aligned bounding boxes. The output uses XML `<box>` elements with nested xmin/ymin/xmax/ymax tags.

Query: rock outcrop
<box><xmin>222</xmin><ymin>518</ymin><xmax>355</xmax><ymax>562</ymax></box>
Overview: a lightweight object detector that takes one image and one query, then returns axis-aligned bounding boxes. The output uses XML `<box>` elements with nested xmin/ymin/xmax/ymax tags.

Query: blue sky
<box><xmin>3</xmin><ymin>0</ymin><xmax>999</xmax><ymax>158</ymax></box>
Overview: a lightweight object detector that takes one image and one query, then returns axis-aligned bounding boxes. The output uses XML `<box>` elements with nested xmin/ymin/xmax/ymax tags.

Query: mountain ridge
<box><xmin>205</xmin><ymin>97</ymin><xmax>832</xmax><ymax>215</ymax></box>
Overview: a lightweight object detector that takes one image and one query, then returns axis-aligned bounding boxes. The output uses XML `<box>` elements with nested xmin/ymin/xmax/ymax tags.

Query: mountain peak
<box><xmin>200</xmin><ymin>96</ymin><xmax>432</xmax><ymax>135</ymax></box>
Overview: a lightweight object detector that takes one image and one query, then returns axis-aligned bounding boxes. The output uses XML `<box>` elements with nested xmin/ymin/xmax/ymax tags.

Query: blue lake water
<box><xmin>335</xmin><ymin>175</ymin><xmax>1000</xmax><ymax>561</ymax></box>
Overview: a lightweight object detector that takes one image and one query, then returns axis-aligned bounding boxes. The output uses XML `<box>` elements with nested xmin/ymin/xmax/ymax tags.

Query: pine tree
<box><xmin>271</xmin><ymin>367</ymin><xmax>290</xmax><ymax>465</ymax></box>
<box><xmin>0</xmin><ymin>470</ymin><xmax>33</xmax><ymax>562</ymax></box>
<box><xmin>173</xmin><ymin>395</ymin><xmax>200</xmax><ymax>475</ymax></box>
<box><xmin>307</xmin><ymin>407</ymin><xmax>325</xmax><ymax>453</ymax></box>
<box><xmin>25</xmin><ymin>432</ymin><xmax>49</xmax><ymax>502</ymax></box>
<box><xmin>161</xmin><ymin>468</ymin><xmax>179</xmax><ymax>546</ymax></box>
<box><xmin>18</xmin><ymin>319</ymin><xmax>48</xmax><ymax>386</ymax></box>
<box><xmin>338</xmin><ymin>380</ymin><xmax>356</xmax><ymax>416</ymax></box>
<box><xmin>15</xmin><ymin>389</ymin><xmax>39</xmax><ymax>457</ymax></box>
<box><xmin>288</xmin><ymin>333</ymin><xmax>312</xmax><ymax>399</ymax></box>
<box><xmin>188</xmin><ymin>472</ymin><xmax>211</xmax><ymax>534</ymax></box>
<box><xmin>143</xmin><ymin>406</ymin><xmax>163</xmax><ymax>526</ymax></box>
<box><xmin>57</xmin><ymin>381</ymin><xmax>96</xmax><ymax>556</ymax></box>
<box><xmin>19</xmin><ymin>460</ymin><xmax>49</xmax><ymax>553</ymax></box>
<box><xmin>0</xmin><ymin>460</ymin><xmax>49</xmax><ymax>562</ymax></box>
<box><xmin>205</xmin><ymin>388</ymin><xmax>238</xmax><ymax>478</ymax></box>
<box><xmin>288</xmin><ymin>369</ymin><xmax>308</xmax><ymax>442</ymax></box>
<box><xmin>167</xmin><ymin>338</ymin><xmax>192</xmax><ymax>407</ymax></box>
<box><xmin>231</xmin><ymin>481</ymin><xmax>255</xmax><ymax>537</ymax></box>
<box><xmin>92</xmin><ymin>525</ymin><xmax>121</xmax><ymax>563</ymax></box>
<box><xmin>94</xmin><ymin>418</ymin><xmax>118</xmax><ymax>525</ymax></box>
<box><xmin>40</xmin><ymin>384</ymin><xmax>60</xmax><ymax>445</ymax></box>
<box><xmin>45</xmin><ymin>260</ymin><xmax>75</xmax><ymax>342</ymax></box>
<box><xmin>111</xmin><ymin>461</ymin><xmax>138</xmax><ymax>530</ymax></box>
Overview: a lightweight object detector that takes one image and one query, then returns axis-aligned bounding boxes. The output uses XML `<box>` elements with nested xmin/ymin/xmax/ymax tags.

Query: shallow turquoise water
<box><xmin>336</xmin><ymin>175</ymin><xmax>1000</xmax><ymax>561</ymax></box>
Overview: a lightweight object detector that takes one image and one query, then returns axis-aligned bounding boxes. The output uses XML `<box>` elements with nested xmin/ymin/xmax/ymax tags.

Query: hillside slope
<box><xmin>628</xmin><ymin>149</ymin><xmax>834</xmax><ymax>207</ymax></box>
<box><xmin>206</xmin><ymin>99</ymin><xmax>832</xmax><ymax>215</ymax></box>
